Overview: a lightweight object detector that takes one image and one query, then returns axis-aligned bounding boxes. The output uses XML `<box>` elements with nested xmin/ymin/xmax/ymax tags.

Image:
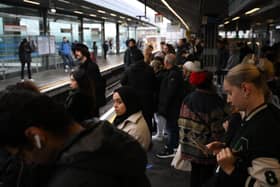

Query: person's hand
<box><xmin>223</xmin><ymin>120</ymin><xmax>229</xmax><ymax>132</ymax></box>
<box><xmin>217</xmin><ymin>148</ymin><xmax>236</xmax><ymax>175</ymax></box>
<box><xmin>206</xmin><ymin>141</ymin><xmax>225</xmax><ymax>155</ymax></box>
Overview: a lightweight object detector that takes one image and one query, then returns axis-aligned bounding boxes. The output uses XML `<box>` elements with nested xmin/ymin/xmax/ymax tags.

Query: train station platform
<box><xmin>0</xmin><ymin>54</ymin><xmax>124</xmax><ymax>92</ymax></box>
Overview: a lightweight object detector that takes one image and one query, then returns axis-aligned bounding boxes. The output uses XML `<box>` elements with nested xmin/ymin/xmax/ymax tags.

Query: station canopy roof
<box><xmin>0</xmin><ymin>0</ymin><xmax>156</xmax><ymax>27</ymax></box>
<box><xmin>138</xmin><ymin>0</ymin><xmax>280</xmax><ymax>32</ymax></box>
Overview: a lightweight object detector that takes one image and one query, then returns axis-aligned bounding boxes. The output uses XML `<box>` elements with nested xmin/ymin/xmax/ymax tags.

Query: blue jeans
<box><xmin>166</xmin><ymin>117</ymin><xmax>179</xmax><ymax>152</ymax></box>
<box><xmin>62</xmin><ymin>54</ymin><xmax>74</xmax><ymax>68</ymax></box>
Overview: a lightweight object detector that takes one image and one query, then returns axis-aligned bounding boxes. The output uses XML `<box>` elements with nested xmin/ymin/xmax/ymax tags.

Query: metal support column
<box><xmin>79</xmin><ymin>17</ymin><xmax>84</xmax><ymax>43</ymax></box>
<box><xmin>116</xmin><ymin>23</ymin><xmax>120</xmax><ymax>54</ymax></box>
<box><xmin>101</xmin><ymin>21</ymin><xmax>105</xmax><ymax>55</ymax></box>
<box><xmin>202</xmin><ymin>16</ymin><xmax>218</xmax><ymax>70</ymax></box>
<box><xmin>41</xmin><ymin>8</ymin><xmax>49</xmax><ymax>69</ymax></box>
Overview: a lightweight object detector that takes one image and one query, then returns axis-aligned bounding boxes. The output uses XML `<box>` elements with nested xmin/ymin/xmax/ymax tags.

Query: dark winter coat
<box><xmin>19</xmin><ymin>41</ymin><xmax>32</xmax><ymax>63</ymax></box>
<box><xmin>0</xmin><ymin>121</ymin><xmax>151</xmax><ymax>187</ymax></box>
<box><xmin>46</xmin><ymin>120</ymin><xmax>151</xmax><ymax>187</ymax></box>
<box><xmin>158</xmin><ymin>66</ymin><xmax>185</xmax><ymax>119</ymax></box>
<box><xmin>124</xmin><ymin>46</ymin><xmax>143</xmax><ymax>68</ymax></box>
<box><xmin>79</xmin><ymin>58</ymin><xmax>106</xmax><ymax>109</ymax></box>
<box><xmin>176</xmin><ymin>44</ymin><xmax>188</xmax><ymax>65</ymax></box>
<box><xmin>121</xmin><ymin>60</ymin><xmax>157</xmax><ymax>115</ymax></box>
<box><xmin>65</xmin><ymin>89</ymin><xmax>97</xmax><ymax>122</ymax></box>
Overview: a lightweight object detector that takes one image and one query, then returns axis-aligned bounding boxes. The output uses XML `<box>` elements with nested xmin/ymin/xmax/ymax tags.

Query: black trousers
<box><xmin>190</xmin><ymin>162</ymin><xmax>215</xmax><ymax>187</ymax></box>
<box><xmin>21</xmin><ymin>61</ymin><xmax>31</xmax><ymax>79</ymax></box>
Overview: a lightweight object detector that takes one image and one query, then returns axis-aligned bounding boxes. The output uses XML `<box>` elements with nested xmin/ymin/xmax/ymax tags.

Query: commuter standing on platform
<box><xmin>0</xmin><ymin>88</ymin><xmax>151</xmax><ymax>187</ymax></box>
<box><xmin>74</xmin><ymin>43</ymin><xmax>106</xmax><ymax>114</ymax></box>
<box><xmin>65</xmin><ymin>69</ymin><xmax>98</xmax><ymax>122</ymax></box>
<box><xmin>59</xmin><ymin>37</ymin><xmax>74</xmax><ymax>72</ymax></box>
<box><xmin>156</xmin><ymin>54</ymin><xmax>185</xmax><ymax>158</ymax></box>
<box><xmin>121</xmin><ymin>52</ymin><xmax>157</xmax><ymax>135</ymax></box>
<box><xmin>176</xmin><ymin>38</ymin><xmax>188</xmax><ymax>65</ymax></box>
<box><xmin>92</xmin><ymin>41</ymin><xmax>98</xmax><ymax>58</ymax></box>
<box><xmin>178</xmin><ymin>71</ymin><xmax>227</xmax><ymax>187</ymax></box>
<box><xmin>113</xmin><ymin>86</ymin><xmax>151</xmax><ymax>151</ymax></box>
<box><xmin>124</xmin><ymin>39</ymin><xmax>143</xmax><ymax>68</ymax></box>
<box><xmin>19</xmin><ymin>38</ymin><xmax>33</xmax><ymax>81</ymax></box>
<box><xmin>102</xmin><ymin>40</ymin><xmax>109</xmax><ymax>60</ymax></box>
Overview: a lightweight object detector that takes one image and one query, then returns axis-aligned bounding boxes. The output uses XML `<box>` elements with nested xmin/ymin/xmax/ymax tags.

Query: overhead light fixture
<box><xmin>23</xmin><ymin>0</ymin><xmax>40</xmax><ymax>5</ymax></box>
<box><xmin>127</xmin><ymin>18</ymin><xmax>132</xmax><ymax>21</ymax></box>
<box><xmin>224</xmin><ymin>21</ymin><xmax>230</xmax><ymax>24</ymax></box>
<box><xmin>110</xmin><ymin>13</ymin><xmax>117</xmax><ymax>17</ymax></box>
<box><xmin>57</xmin><ymin>0</ymin><xmax>70</xmax><ymax>4</ymax></box>
<box><xmin>74</xmin><ymin>11</ymin><xmax>83</xmax><ymax>14</ymax></box>
<box><xmin>81</xmin><ymin>5</ymin><xmax>91</xmax><ymax>10</ymax></box>
<box><xmin>161</xmin><ymin>0</ymin><xmax>190</xmax><ymax>31</ymax></box>
<box><xmin>101</xmin><ymin>17</ymin><xmax>107</xmax><ymax>20</ymax></box>
<box><xmin>89</xmin><ymin>14</ymin><xmax>96</xmax><ymax>17</ymax></box>
<box><xmin>98</xmin><ymin>10</ymin><xmax>106</xmax><ymax>14</ymax></box>
<box><xmin>232</xmin><ymin>16</ymin><xmax>240</xmax><ymax>21</ymax></box>
<box><xmin>50</xmin><ymin>8</ymin><xmax>56</xmax><ymax>13</ymax></box>
<box><xmin>118</xmin><ymin>20</ymin><xmax>122</xmax><ymax>23</ymax></box>
<box><xmin>267</xmin><ymin>19</ymin><xmax>274</xmax><ymax>23</ymax></box>
<box><xmin>218</xmin><ymin>24</ymin><xmax>224</xmax><ymax>28</ymax></box>
<box><xmin>120</xmin><ymin>16</ymin><xmax>125</xmax><ymax>19</ymax></box>
<box><xmin>276</xmin><ymin>25</ymin><xmax>280</xmax><ymax>29</ymax></box>
<box><xmin>245</xmin><ymin>8</ymin><xmax>260</xmax><ymax>15</ymax></box>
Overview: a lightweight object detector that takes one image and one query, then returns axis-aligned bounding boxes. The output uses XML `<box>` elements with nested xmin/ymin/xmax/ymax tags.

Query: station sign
<box><xmin>60</xmin><ymin>28</ymin><xmax>72</xmax><ymax>33</ymax></box>
<box><xmin>155</xmin><ymin>13</ymin><xmax>163</xmax><ymax>23</ymax></box>
<box><xmin>4</xmin><ymin>25</ymin><xmax>27</xmax><ymax>32</ymax></box>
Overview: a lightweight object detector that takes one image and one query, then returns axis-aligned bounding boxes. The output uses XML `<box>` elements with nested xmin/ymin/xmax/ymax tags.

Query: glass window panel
<box><xmin>105</xmin><ymin>22</ymin><xmax>116</xmax><ymax>54</ymax></box>
<box><xmin>20</xmin><ymin>18</ymin><xmax>39</xmax><ymax>36</ymax></box>
<box><xmin>83</xmin><ymin>23</ymin><xmax>102</xmax><ymax>56</ymax></box>
<box><xmin>119</xmin><ymin>25</ymin><xmax>128</xmax><ymax>52</ymax></box>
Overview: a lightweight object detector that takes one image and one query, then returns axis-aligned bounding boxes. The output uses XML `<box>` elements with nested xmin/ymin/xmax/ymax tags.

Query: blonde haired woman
<box><xmin>206</xmin><ymin>63</ymin><xmax>280</xmax><ymax>187</ymax></box>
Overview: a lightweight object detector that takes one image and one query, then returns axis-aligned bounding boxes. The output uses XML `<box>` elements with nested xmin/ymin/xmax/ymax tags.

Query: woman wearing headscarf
<box><xmin>113</xmin><ymin>86</ymin><xmax>151</xmax><ymax>151</ymax></box>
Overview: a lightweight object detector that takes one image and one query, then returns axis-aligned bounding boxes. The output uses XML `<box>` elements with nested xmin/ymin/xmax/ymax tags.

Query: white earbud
<box><xmin>34</xmin><ymin>134</ymin><xmax>42</xmax><ymax>149</ymax></box>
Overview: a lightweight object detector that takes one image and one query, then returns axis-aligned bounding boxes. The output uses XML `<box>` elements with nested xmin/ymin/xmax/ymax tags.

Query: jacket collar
<box><xmin>118</xmin><ymin>111</ymin><xmax>142</xmax><ymax>129</ymax></box>
<box><xmin>244</xmin><ymin>103</ymin><xmax>267</xmax><ymax>122</ymax></box>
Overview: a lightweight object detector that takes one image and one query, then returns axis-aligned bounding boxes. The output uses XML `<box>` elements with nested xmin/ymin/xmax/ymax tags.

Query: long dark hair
<box><xmin>71</xmin><ymin>69</ymin><xmax>95</xmax><ymax>98</ymax></box>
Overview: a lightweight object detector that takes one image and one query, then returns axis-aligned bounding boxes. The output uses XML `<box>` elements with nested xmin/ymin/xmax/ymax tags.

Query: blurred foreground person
<box><xmin>0</xmin><ymin>88</ymin><xmax>151</xmax><ymax>187</ymax></box>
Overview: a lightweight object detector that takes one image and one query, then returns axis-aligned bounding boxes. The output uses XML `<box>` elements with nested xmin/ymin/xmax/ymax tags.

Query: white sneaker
<box><xmin>21</xmin><ymin>79</ymin><xmax>25</xmax><ymax>82</ymax></box>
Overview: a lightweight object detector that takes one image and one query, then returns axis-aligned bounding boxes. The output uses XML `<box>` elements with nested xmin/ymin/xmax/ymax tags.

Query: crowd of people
<box><xmin>3</xmin><ymin>37</ymin><xmax>280</xmax><ymax>187</ymax></box>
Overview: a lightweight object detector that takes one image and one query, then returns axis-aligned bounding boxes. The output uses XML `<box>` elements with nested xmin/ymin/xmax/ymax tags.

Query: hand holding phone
<box><xmin>206</xmin><ymin>141</ymin><xmax>226</xmax><ymax>155</ymax></box>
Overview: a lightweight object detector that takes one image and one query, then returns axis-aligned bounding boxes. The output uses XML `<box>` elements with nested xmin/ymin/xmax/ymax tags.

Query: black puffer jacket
<box><xmin>158</xmin><ymin>66</ymin><xmax>185</xmax><ymax>119</ymax></box>
<box><xmin>121</xmin><ymin>61</ymin><xmax>157</xmax><ymax>115</ymax></box>
<box><xmin>46</xmin><ymin>120</ymin><xmax>151</xmax><ymax>187</ymax></box>
<box><xmin>0</xmin><ymin>121</ymin><xmax>150</xmax><ymax>187</ymax></box>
